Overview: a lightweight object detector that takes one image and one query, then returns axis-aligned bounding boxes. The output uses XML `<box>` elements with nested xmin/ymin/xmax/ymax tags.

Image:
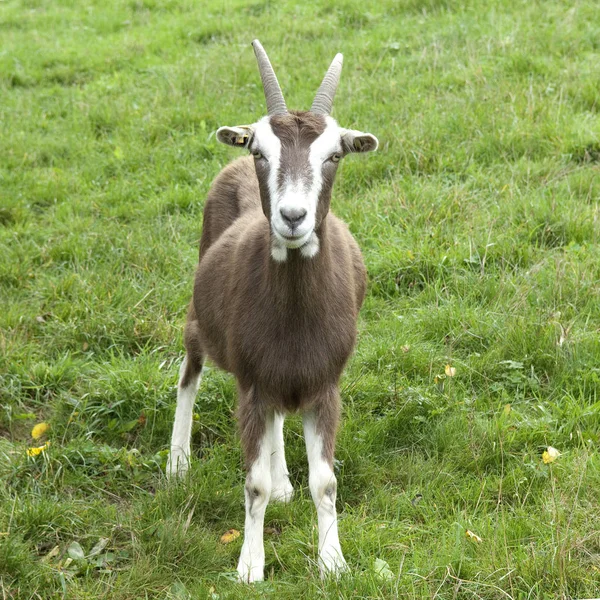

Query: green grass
<box><xmin>1</xmin><ymin>0</ymin><xmax>600</xmax><ymax>597</ymax></box>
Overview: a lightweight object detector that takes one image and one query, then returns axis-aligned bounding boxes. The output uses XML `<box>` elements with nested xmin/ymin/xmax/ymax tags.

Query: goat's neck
<box><xmin>268</xmin><ymin>217</ymin><xmax>331</xmax><ymax>307</ymax></box>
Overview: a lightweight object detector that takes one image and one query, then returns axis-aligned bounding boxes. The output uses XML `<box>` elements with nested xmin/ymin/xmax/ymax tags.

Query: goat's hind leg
<box><xmin>270</xmin><ymin>412</ymin><xmax>293</xmax><ymax>503</ymax></box>
<box><xmin>167</xmin><ymin>318</ymin><xmax>204</xmax><ymax>478</ymax></box>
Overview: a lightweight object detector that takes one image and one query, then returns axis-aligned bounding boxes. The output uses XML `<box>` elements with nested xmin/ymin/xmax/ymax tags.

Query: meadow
<box><xmin>1</xmin><ymin>0</ymin><xmax>600</xmax><ymax>597</ymax></box>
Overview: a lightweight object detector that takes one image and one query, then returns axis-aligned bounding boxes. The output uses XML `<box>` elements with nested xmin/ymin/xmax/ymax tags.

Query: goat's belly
<box><xmin>230</xmin><ymin>323</ymin><xmax>356</xmax><ymax>410</ymax></box>
<box><xmin>195</xmin><ymin>306</ymin><xmax>356</xmax><ymax>409</ymax></box>
<box><xmin>195</xmin><ymin>312</ymin><xmax>355</xmax><ymax>408</ymax></box>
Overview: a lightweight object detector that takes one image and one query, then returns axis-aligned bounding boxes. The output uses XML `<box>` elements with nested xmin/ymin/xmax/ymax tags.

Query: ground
<box><xmin>1</xmin><ymin>0</ymin><xmax>600</xmax><ymax>598</ymax></box>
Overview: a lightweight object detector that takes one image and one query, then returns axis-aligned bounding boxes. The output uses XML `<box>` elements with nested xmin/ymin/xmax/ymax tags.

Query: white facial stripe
<box><xmin>252</xmin><ymin>117</ymin><xmax>281</xmax><ymax>217</ymax></box>
<box><xmin>308</xmin><ymin>116</ymin><xmax>341</xmax><ymax>203</ymax></box>
<box><xmin>307</xmin><ymin>117</ymin><xmax>341</xmax><ymax>202</ymax></box>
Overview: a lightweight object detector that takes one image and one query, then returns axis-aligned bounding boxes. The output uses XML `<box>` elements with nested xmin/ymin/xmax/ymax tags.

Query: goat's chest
<box><xmin>230</xmin><ymin>292</ymin><xmax>357</xmax><ymax>399</ymax></box>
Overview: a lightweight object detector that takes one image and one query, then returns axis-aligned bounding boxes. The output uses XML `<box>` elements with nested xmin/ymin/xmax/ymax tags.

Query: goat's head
<box><xmin>216</xmin><ymin>40</ymin><xmax>378</xmax><ymax>261</ymax></box>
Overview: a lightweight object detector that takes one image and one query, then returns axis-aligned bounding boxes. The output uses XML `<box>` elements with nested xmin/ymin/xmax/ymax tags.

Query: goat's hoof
<box><xmin>166</xmin><ymin>452</ymin><xmax>189</xmax><ymax>479</ymax></box>
<box><xmin>237</xmin><ymin>562</ymin><xmax>264</xmax><ymax>584</ymax></box>
<box><xmin>270</xmin><ymin>479</ymin><xmax>294</xmax><ymax>503</ymax></box>
<box><xmin>319</xmin><ymin>551</ymin><xmax>348</xmax><ymax>579</ymax></box>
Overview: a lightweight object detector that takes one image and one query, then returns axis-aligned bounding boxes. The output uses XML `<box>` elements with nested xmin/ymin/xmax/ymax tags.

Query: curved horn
<box><xmin>252</xmin><ymin>39</ymin><xmax>287</xmax><ymax>116</ymax></box>
<box><xmin>311</xmin><ymin>53</ymin><xmax>343</xmax><ymax>115</ymax></box>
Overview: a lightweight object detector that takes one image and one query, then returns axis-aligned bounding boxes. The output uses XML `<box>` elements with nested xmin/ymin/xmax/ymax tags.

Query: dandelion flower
<box><xmin>27</xmin><ymin>442</ymin><xmax>50</xmax><ymax>457</ymax></box>
<box><xmin>31</xmin><ymin>422</ymin><xmax>50</xmax><ymax>439</ymax></box>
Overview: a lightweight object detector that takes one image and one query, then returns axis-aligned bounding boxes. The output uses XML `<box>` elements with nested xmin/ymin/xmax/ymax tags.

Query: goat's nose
<box><xmin>280</xmin><ymin>206</ymin><xmax>307</xmax><ymax>229</ymax></box>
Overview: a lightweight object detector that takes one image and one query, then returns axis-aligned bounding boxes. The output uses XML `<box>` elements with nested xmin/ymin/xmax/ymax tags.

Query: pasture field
<box><xmin>1</xmin><ymin>0</ymin><xmax>600</xmax><ymax>597</ymax></box>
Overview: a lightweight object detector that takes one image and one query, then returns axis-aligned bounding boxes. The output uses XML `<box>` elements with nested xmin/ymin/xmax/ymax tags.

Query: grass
<box><xmin>1</xmin><ymin>0</ymin><xmax>600</xmax><ymax>597</ymax></box>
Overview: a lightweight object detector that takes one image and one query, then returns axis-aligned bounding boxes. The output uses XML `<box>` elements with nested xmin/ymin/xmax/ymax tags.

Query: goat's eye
<box><xmin>329</xmin><ymin>153</ymin><xmax>342</xmax><ymax>163</ymax></box>
<box><xmin>252</xmin><ymin>150</ymin><xmax>263</xmax><ymax>160</ymax></box>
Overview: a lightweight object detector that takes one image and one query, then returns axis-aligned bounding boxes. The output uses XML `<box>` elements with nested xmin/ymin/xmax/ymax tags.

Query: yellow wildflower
<box><xmin>27</xmin><ymin>442</ymin><xmax>50</xmax><ymax>457</ymax></box>
<box><xmin>445</xmin><ymin>364</ymin><xmax>456</xmax><ymax>377</ymax></box>
<box><xmin>31</xmin><ymin>422</ymin><xmax>50</xmax><ymax>439</ymax></box>
<box><xmin>542</xmin><ymin>446</ymin><xmax>560</xmax><ymax>464</ymax></box>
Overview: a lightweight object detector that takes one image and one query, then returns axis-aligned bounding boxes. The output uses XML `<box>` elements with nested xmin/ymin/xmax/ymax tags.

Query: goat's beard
<box><xmin>270</xmin><ymin>230</ymin><xmax>319</xmax><ymax>262</ymax></box>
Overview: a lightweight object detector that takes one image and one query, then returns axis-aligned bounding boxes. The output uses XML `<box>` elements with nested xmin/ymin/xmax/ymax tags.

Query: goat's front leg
<box><xmin>167</xmin><ymin>354</ymin><xmax>203</xmax><ymax>477</ymax></box>
<box><xmin>303</xmin><ymin>392</ymin><xmax>347</xmax><ymax>576</ymax></box>
<box><xmin>237</xmin><ymin>400</ymin><xmax>274</xmax><ymax>583</ymax></box>
<box><xmin>270</xmin><ymin>411</ymin><xmax>293</xmax><ymax>503</ymax></box>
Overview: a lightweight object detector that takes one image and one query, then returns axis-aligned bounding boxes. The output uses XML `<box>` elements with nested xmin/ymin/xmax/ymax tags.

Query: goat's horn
<box><xmin>252</xmin><ymin>39</ymin><xmax>287</xmax><ymax>116</ymax></box>
<box><xmin>311</xmin><ymin>53</ymin><xmax>343</xmax><ymax>115</ymax></box>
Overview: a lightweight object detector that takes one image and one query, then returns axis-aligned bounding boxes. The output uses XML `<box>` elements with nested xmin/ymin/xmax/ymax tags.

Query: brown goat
<box><xmin>167</xmin><ymin>40</ymin><xmax>378</xmax><ymax>582</ymax></box>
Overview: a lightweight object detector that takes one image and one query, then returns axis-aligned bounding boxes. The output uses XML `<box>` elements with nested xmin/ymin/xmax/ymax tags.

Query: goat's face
<box><xmin>215</xmin><ymin>40</ymin><xmax>378</xmax><ymax>260</ymax></box>
<box><xmin>217</xmin><ymin>112</ymin><xmax>377</xmax><ymax>257</ymax></box>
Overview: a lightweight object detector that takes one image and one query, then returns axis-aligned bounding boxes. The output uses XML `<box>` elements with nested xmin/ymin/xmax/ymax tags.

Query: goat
<box><xmin>167</xmin><ymin>40</ymin><xmax>378</xmax><ymax>582</ymax></box>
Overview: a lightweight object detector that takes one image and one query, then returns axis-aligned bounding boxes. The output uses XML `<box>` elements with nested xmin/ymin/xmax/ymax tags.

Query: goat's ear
<box><xmin>216</xmin><ymin>125</ymin><xmax>254</xmax><ymax>148</ymax></box>
<box><xmin>340</xmin><ymin>129</ymin><xmax>379</xmax><ymax>154</ymax></box>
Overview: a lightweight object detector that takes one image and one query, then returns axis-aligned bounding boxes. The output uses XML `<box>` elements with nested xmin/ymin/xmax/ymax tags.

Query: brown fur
<box><xmin>183</xmin><ymin>116</ymin><xmax>367</xmax><ymax>467</ymax></box>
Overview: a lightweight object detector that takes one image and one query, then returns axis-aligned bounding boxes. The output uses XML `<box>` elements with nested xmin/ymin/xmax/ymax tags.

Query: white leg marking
<box><xmin>167</xmin><ymin>356</ymin><xmax>202</xmax><ymax>478</ymax></box>
<box><xmin>238</xmin><ymin>412</ymin><xmax>274</xmax><ymax>583</ymax></box>
<box><xmin>303</xmin><ymin>412</ymin><xmax>347</xmax><ymax>576</ymax></box>
<box><xmin>270</xmin><ymin>412</ymin><xmax>293</xmax><ymax>503</ymax></box>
